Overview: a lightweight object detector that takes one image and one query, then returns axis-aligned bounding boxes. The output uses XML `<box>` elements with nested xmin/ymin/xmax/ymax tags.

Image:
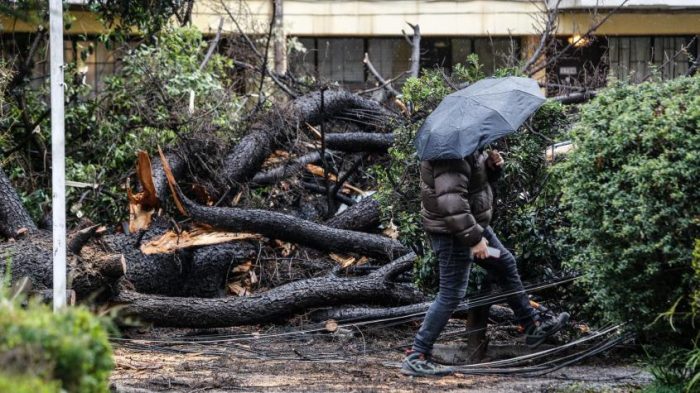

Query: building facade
<box><xmin>2</xmin><ymin>0</ymin><xmax>699</xmax><ymax>95</ymax></box>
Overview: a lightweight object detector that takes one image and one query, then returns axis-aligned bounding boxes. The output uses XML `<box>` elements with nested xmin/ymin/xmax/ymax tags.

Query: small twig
<box><xmin>332</xmin><ymin>153</ymin><xmax>369</xmax><ymax>197</ymax></box>
<box><xmin>528</xmin><ymin>0</ymin><xmax>630</xmax><ymax>76</ymax></box>
<box><xmin>363</xmin><ymin>53</ymin><xmax>400</xmax><ymax>96</ymax></box>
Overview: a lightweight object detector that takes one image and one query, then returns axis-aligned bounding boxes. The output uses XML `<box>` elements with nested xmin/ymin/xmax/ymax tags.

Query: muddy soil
<box><xmin>110</xmin><ymin>322</ymin><xmax>651</xmax><ymax>392</ymax></box>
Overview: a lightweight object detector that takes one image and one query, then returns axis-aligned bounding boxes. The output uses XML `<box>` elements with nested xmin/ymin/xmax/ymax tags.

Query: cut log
<box><xmin>309</xmin><ymin>302</ymin><xmax>514</xmax><ymax>324</ymax></box>
<box><xmin>0</xmin><ymin>166</ymin><xmax>37</xmax><ymax>238</ymax></box>
<box><xmin>324</xmin><ymin>133</ymin><xmax>394</xmax><ymax>152</ymax></box>
<box><xmin>114</xmin><ymin>252</ymin><xmax>417</xmax><ymax>327</ymax></box>
<box><xmin>325</xmin><ymin>197</ymin><xmax>381</xmax><ymax>232</ymax></box>
<box><xmin>167</xmin><ymin>181</ymin><xmax>408</xmax><ymax>259</ymax></box>
<box><xmin>222</xmin><ymin>90</ymin><xmax>393</xmax><ymax>185</ymax></box>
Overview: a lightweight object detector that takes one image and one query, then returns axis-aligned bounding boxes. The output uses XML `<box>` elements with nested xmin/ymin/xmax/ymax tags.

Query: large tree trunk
<box><xmin>0</xmin><ymin>166</ymin><xmax>37</xmax><ymax>238</ymax></box>
<box><xmin>222</xmin><ymin>90</ymin><xmax>393</xmax><ymax>185</ymax></box>
<box><xmin>0</xmin><ymin>226</ymin><xmax>256</xmax><ymax>299</ymax></box>
<box><xmin>174</xmin><ymin>187</ymin><xmax>408</xmax><ymax>259</ymax></box>
<box><xmin>114</xmin><ymin>253</ymin><xmax>417</xmax><ymax>327</ymax></box>
<box><xmin>104</xmin><ymin>227</ymin><xmax>256</xmax><ymax>298</ymax></box>
<box><xmin>0</xmin><ymin>230</ymin><xmax>124</xmax><ymax>300</ymax></box>
<box><xmin>325</xmin><ymin>197</ymin><xmax>381</xmax><ymax>232</ymax></box>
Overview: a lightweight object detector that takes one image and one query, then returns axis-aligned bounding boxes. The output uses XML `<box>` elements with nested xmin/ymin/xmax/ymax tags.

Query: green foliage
<box><xmin>88</xmin><ymin>0</ymin><xmax>193</xmax><ymax>39</ymax></box>
<box><xmin>0</xmin><ymin>373</ymin><xmax>60</xmax><ymax>393</ymax></box>
<box><xmin>375</xmin><ymin>57</ymin><xmax>568</xmax><ymax>291</ymax></box>
<box><xmin>0</xmin><ymin>294</ymin><xmax>115</xmax><ymax>393</ymax></box>
<box><xmin>1</xmin><ymin>26</ymin><xmax>242</xmax><ymax>225</ymax></box>
<box><xmin>558</xmin><ymin>76</ymin><xmax>700</xmax><ymax>341</ymax></box>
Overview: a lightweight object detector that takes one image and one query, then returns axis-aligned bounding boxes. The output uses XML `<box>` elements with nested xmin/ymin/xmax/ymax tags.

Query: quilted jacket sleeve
<box><xmin>431</xmin><ymin>159</ymin><xmax>484</xmax><ymax>247</ymax></box>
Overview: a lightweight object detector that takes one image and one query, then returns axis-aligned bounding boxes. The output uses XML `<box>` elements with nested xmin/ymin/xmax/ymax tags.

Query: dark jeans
<box><xmin>412</xmin><ymin>226</ymin><xmax>537</xmax><ymax>355</ymax></box>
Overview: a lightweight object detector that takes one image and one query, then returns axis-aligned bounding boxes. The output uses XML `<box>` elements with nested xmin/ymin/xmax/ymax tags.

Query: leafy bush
<box><xmin>0</xmin><ymin>294</ymin><xmax>115</xmax><ymax>392</ymax></box>
<box><xmin>558</xmin><ymin>76</ymin><xmax>700</xmax><ymax>342</ymax></box>
<box><xmin>0</xmin><ymin>373</ymin><xmax>60</xmax><ymax>393</ymax></box>
<box><xmin>374</xmin><ymin>57</ymin><xmax>568</xmax><ymax>291</ymax></box>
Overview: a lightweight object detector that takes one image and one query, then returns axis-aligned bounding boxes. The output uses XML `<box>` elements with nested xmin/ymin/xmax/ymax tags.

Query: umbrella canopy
<box><xmin>414</xmin><ymin>76</ymin><xmax>546</xmax><ymax>161</ymax></box>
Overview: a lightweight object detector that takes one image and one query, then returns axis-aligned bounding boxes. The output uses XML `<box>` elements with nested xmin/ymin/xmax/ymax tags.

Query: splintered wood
<box><xmin>329</xmin><ymin>253</ymin><xmax>369</xmax><ymax>268</ymax></box>
<box><xmin>140</xmin><ymin>225</ymin><xmax>260</xmax><ymax>255</ymax></box>
<box><xmin>228</xmin><ymin>261</ymin><xmax>257</xmax><ymax>296</ymax></box>
<box><xmin>127</xmin><ymin>151</ymin><xmax>160</xmax><ymax>233</ymax></box>
<box><xmin>262</xmin><ymin>150</ymin><xmax>292</xmax><ymax>168</ymax></box>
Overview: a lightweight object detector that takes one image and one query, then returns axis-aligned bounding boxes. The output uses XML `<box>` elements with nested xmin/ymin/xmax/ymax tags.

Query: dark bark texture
<box><xmin>103</xmin><ymin>223</ymin><xmax>257</xmax><ymax>298</ymax></box>
<box><xmin>325</xmin><ymin>197</ymin><xmax>382</xmax><ymax>232</ymax></box>
<box><xmin>222</xmin><ymin>90</ymin><xmax>393</xmax><ymax>185</ymax></box>
<box><xmin>177</xmin><ymin>188</ymin><xmax>408</xmax><ymax>259</ymax></box>
<box><xmin>115</xmin><ymin>253</ymin><xmax>416</xmax><ymax>327</ymax></box>
<box><xmin>325</xmin><ymin>133</ymin><xmax>394</xmax><ymax>152</ymax></box>
<box><xmin>0</xmin><ymin>230</ymin><xmax>124</xmax><ymax>299</ymax></box>
<box><xmin>0</xmin><ymin>166</ymin><xmax>37</xmax><ymax>238</ymax></box>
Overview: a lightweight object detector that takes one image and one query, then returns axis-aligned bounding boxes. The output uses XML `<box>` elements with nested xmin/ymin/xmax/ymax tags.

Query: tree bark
<box><xmin>251</xmin><ymin>151</ymin><xmax>325</xmax><ymax>186</ymax></box>
<box><xmin>0</xmin><ymin>230</ymin><xmax>124</xmax><ymax>300</ymax></box>
<box><xmin>150</xmin><ymin>151</ymin><xmax>186</xmax><ymax>201</ymax></box>
<box><xmin>222</xmin><ymin>90</ymin><xmax>393</xmax><ymax>186</ymax></box>
<box><xmin>325</xmin><ymin>133</ymin><xmax>394</xmax><ymax>152</ymax></box>
<box><xmin>174</xmin><ymin>187</ymin><xmax>408</xmax><ymax>259</ymax></box>
<box><xmin>325</xmin><ymin>197</ymin><xmax>381</xmax><ymax>232</ymax></box>
<box><xmin>103</xmin><ymin>225</ymin><xmax>256</xmax><ymax>298</ymax></box>
<box><xmin>114</xmin><ymin>253</ymin><xmax>416</xmax><ymax>327</ymax></box>
<box><xmin>0</xmin><ymin>166</ymin><xmax>37</xmax><ymax>238</ymax></box>
<box><xmin>0</xmin><ymin>227</ymin><xmax>256</xmax><ymax>299</ymax></box>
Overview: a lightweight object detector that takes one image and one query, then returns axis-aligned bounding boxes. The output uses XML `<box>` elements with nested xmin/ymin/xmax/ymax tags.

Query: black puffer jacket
<box><xmin>419</xmin><ymin>151</ymin><xmax>500</xmax><ymax>246</ymax></box>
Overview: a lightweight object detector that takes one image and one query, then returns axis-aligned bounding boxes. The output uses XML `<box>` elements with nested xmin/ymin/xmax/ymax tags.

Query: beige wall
<box><xmin>194</xmin><ymin>1</ymin><xmax>700</xmax><ymax>37</ymax></box>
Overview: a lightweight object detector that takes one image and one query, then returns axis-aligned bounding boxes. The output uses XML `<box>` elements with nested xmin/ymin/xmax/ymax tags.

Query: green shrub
<box><xmin>0</xmin><ymin>296</ymin><xmax>115</xmax><ymax>393</ymax></box>
<box><xmin>558</xmin><ymin>76</ymin><xmax>700</xmax><ymax>342</ymax></box>
<box><xmin>0</xmin><ymin>373</ymin><xmax>60</xmax><ymax>393</ymax></box>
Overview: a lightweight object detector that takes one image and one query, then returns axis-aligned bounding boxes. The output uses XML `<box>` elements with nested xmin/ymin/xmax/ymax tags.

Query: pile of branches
<box><xmin>0</xmin><ymin>88</ymin><xmax>435</xmax><ymax>328</ymax></box>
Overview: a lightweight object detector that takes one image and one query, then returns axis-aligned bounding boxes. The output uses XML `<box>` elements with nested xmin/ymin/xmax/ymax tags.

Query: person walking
<box><xmin>400</xmin><ymin>149</ymin><xmax>570</xmax><ymax>377</ymax></box>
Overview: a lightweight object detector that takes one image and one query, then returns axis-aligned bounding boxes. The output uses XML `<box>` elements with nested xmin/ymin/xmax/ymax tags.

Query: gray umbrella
<box><xmin>414</xmin><ymin>76</ymin><xmax>546</xmax><ymax>160</ymax></box>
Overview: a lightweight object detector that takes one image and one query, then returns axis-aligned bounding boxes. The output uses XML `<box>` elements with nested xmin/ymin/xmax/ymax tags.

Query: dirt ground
<box><xmin>110</xmin><ymin>322</ymin><xmax>652</xmax><ymax>393</ymax></box>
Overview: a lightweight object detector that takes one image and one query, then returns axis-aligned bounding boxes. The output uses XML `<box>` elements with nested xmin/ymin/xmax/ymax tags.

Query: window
<box><xmin>608</xmin><ymin>36</ymin><xmax>696</xmax><ymax>82</ymax></box>
<box><xmin>317</xmin><ymin>38</ymin><xmax>364</xmax><ymax>84</ymax></box>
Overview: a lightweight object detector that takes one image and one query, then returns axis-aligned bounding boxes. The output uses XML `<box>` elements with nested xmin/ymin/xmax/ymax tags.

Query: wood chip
<box><xmin>325</xmin><ymin>319</ymin><xmax>338</xmax><ymax>333</ymax></box>
<box><xmin>127</xmin><ymin>151</ymin><xmax>159</xmax><ymax>233</ymax></box>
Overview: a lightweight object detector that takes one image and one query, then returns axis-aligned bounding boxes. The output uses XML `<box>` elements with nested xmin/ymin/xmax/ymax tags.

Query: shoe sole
<box><xmin>526</xmin><ymin>312</ymin><xmax>570</xmax><ymax>349</ymax></box>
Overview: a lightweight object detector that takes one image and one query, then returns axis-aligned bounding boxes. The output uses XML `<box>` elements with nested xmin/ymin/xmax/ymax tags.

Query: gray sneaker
<box><xmin>400</xmin><ymin>351</ymin><xmax>454</xmax><ymax>377</ymax></box>
<box><xmin>525</xmin><ymin>312</ymin><xmax>570</xmax><ymax>348</ymax></box>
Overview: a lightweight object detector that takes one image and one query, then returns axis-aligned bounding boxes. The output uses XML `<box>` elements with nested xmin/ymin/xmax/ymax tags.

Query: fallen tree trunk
<box><xmin>0</xmin><ymin>230</ymin><xmax>125</xmax><ymax>299</ymax></box>
<box><xmin>325</xmin><ymin>197</ymin><xmax>381</xmax><ymax>232</ymax></box>
<box><xmin>104</xmin><ymin>230</ymin><xmax>255</xmax><ymax>298</ymax></box>
<box><xmin>0</xmin><ymin>166</ymin><xmax>37</xmax><ymax>238</ymax></box>
<box><xmin>325</xmin><ymin>133</ymin><xmax>394</xmax><ymax>152</ymax></box>
<box><xmin>0</xmin><ymin>225</ymin><xmax>256</xmax><ymax>299</ymax></box>
<box><xmin>222</xmin><ymin>90</ymin><xmax>393</xmax><ymax>185</ymax></box>
<box><xmin>114</xmin><ymin>253</ymin><xmax>417</xmax><ymax>327</ymax></box>
<box><xmin>309</xmin><ymin>302</ymin><xmax>515</xmax><ymax>324</ymax></box>
<box><xmin>171</xmin><ymin>185</ymin><xmax>408</xmax><ymax>259</ymax></box>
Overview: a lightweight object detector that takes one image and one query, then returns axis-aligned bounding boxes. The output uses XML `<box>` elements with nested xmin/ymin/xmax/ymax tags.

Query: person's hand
<box><xmin>471</xmin><ymin>238</ymin><xmax>489</xmax><ymax>259</ymax></box>
<box><xmin>486</xmin><ymin>150</ymin><xmax>504</xmax><ymax>170</ymax></box>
